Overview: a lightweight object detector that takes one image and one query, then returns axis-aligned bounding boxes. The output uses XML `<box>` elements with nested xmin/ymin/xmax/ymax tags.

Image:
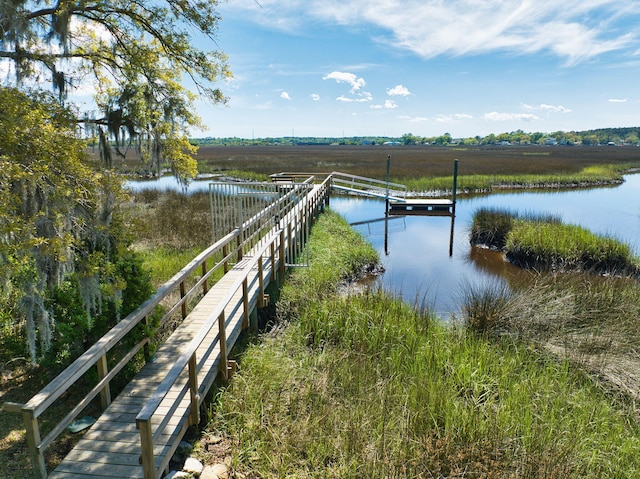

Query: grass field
<box><xmin>110</xmin><ymin>144</ymin><xmax>640</xmax><ymax>186</ymax></box>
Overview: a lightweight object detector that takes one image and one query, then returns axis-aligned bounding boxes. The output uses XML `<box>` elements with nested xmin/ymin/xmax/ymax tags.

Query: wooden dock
<box><xmin>6</xmin><ymin>177</ymin><xmax>330</xmax><ymax>479</ymax></box>
<box><xmin>47</xmin><ymin>251</ymin><xmax>272</xmax><ymax>479</ymax></box>
<box><xmin>388</xmin><ymin>198</ymin><xmax>455</xmax><ymax>216</ymax></box>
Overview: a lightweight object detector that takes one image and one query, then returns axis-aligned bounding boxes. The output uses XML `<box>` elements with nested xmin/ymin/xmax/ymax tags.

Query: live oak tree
<box><xmin>0</xmin><ymin>88</ymin><xmax>131</xmax><ymax>362</ymax></box>
<box><xmin>0</xmin><ymin>0</ymin><xmax>231</xmax><ymax>182</ymax></box>
<box><xmin>0</xmin><ymin>1</ymin><xmax>229</xmax><ymax>363</ymax></box>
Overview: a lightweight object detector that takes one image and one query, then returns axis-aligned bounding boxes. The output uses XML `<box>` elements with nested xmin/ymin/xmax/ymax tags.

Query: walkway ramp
<box><xmin>6</xmin><ymin>177</ymin><xmax>330</xmax><ymax>479</ymax></box>
<box><xmin>48</xmin><ymin>250</ymin><xmax>272</xmax><ymax>479</ymax></box>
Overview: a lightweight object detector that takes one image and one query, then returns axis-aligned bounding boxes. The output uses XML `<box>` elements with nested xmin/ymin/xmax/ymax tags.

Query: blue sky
<box><xmin>195</xmin><ymin>0</ymin><xmax>640</xmax><ymax>139</ymax></box>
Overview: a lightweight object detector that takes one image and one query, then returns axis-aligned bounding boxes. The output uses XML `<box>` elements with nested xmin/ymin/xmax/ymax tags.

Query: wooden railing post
<box><xmin>96</xmin><ymin>354</ymin><xmax>112</xmax><ymax>409</ymax></box>
<box><xmin>188</xmin><ymin>354</ymin><xmax>200</xmax><ymax>426</ymax></box>
<box><xmin>218</xmin><ymin>311</ymin><xmax>228</xmax><ymax>380</ymax></box>
<box><xmin>242</xmin><ymin>278</ymin><xmax>249</xmax><ymax>329</ymax></box>
<box><xmin>287</xmin><ymin>223</ymin><xmax>293</xmax><ymax>265</ymax></box>
<box><xmin>201</xmin><ymin>259</ymin><xmax>209</xmax><ymax>294</ymax></box>
<box><xmin>137</xmin><ymin>418</ymin><xmax>155</xmax><ymax>479</ymax></box>
<box><xmin>236</xmin><ymin>231</ymin><xmax>243</xmax><ymax>262</ymax></box>
<box><xmin>279</xmin><ymin>229</ymin><xmax>286</xmax><ymax>277</ymax></box>
<box><xmin>22</xmin><ymin>408</ymin><xmax>47</xmax><ymax>479</ymax></box>
<box><xmin>222</xmin><ymin>244</ymin><xmax>229</xmax><ymax>273</ymax></box>
<box><xmin>258</xmin><ymin>258</ymin><xmax>265</xmax><ymax>308</ymax></box>
<box><xmin>180</xmin><ymin>281</ymin><xmax>187</xmax><ymax>319</ymax></box>
<box><xmin>270</xmin><ymin>242</ymin><xmax>276</xmax><ymax>275</ymax></box>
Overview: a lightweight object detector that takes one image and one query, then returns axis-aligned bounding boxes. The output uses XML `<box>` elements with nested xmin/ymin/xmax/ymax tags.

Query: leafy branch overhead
<box><xmin>0</xmin><ymin>0</ymin><xmax>232</xmax><ymax>179</ymax></box>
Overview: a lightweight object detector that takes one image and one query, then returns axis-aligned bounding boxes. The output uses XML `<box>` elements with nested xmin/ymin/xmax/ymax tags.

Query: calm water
<box><xmin>129</xmin><ymin>174</ymin><xmax>640</xmax><ymax>318</ymax></box>
<box><xmin>330</xmin><ymin>174</ymin><xmax>640</xmax><ymax>318</ymax></box>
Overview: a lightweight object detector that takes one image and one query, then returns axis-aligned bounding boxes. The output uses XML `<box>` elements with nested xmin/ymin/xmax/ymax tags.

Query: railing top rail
<box><xmin>270</xmin><ymin>172</ymin><xmax>330</xmax><ymax>181</ymax></box>
<box><xmin>20</xmin><ymin>179</ymin><xmax>327</xmax><ymax>417</ymax></box>
<box><xmin>136</xmin><ymin>231</ymin><xmax>280</xmax><ymax>423</ymax></box>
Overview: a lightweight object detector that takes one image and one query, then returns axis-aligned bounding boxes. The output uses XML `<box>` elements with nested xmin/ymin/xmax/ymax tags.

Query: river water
<box><xmin>330</xmin><ymin>174</ymin><xmax>640</xmax><ymax>318</ymax></box>
<box><xmin>128</xmin><ymin>174</ymin><xmax>640</xmax><ymax>318</ymax></box>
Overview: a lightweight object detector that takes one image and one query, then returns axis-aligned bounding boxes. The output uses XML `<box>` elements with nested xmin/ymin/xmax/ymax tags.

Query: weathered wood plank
<box><xmin>51</xmin><ymin>460</ymin><xmax>144</xmax><ymax>478</ymax></box>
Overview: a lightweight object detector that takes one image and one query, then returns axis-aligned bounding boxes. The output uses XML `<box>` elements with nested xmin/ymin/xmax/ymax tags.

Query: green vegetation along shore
<box><xmin>197</xmin><ymin>210</ymin><xmax>640</xmax><ymax>478</ymax></box>
<box><xmin>465</xmin><ymin>208</ymin><xmax>640</xmax><ymax>410</ymax></box>
<box><xmin>470</xmin><ymin>208</ymin><xmax>640</xmax><ymax>275</ymax></box>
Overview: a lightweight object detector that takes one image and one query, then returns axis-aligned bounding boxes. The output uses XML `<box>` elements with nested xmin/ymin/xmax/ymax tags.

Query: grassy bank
<box><xmin>199</xmin><ymin>210</ymin><xmax>640</xmax><ymax>478</ymax></box>
<box><xmin>470</xmin><ymin>208</ymin><xmax>639</xmax><ymax>275</ymax></box>
<box><xmin>466</xmin><ymin>207</ymin><xmax>640</xmax><ymax>408</ymax></box>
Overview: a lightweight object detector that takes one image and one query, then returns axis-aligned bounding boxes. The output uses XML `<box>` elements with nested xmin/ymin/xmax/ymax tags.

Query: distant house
<box><xmin>544</xmin><ymin>138</ymin><xmax>557</xmax><ymax>146</ymax></box>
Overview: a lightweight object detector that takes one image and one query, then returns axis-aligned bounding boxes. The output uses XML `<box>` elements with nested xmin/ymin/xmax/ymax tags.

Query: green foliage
<box><xmin>40</xmin><ymin>248</ymin><xmax>155</xmax><ymax>371</ymax></box>
<box><xmin>1</xmin><ymin>0</ymin><xmax>231</xmax><ymax>180</ymax></box>
<box><xmin>0</xmin><ymin>87</ymin><xmax>156</xmax><ymax>364</ymax></box>
<box><xmin>205</xmin><ymin>209</ymin><xmax>640</xmax><ymax>478</ymax></box>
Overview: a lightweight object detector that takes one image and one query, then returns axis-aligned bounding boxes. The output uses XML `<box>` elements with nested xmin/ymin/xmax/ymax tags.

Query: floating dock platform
<box><xmin>388</xmin><ymin>198</ymin><xmax>454</xmax><ymax>216</ymax></box>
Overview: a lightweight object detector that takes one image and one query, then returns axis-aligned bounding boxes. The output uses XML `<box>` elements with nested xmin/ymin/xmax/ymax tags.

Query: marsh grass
<box><xmin>202</xmin><ymin>210</ymin><xmax>640</xmax><ymax>478</ymax></box>
<box><xmin>507</xmin><ymin>221</ymin><xmax>639</xmax><ymax>274</ymax></box>
<box><xmin>470</xmin><ymin>208</ymin><xmax>638</xmax><ymax>275</ymax></box>
<box><xmin>191</xmin><ymin>144</ymin><xmax>640</xmax><ymax>196</ymax></box>
<box><xmin>462</xmin><ymin>272</ymin><xmax>640</xmax><ymax>406</ymax></box>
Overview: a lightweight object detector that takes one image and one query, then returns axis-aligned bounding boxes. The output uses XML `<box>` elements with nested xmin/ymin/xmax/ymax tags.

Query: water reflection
<box><xmin>331</xmin><ymin>174</ymin><xmax>640</xmax><ymax>318</ymax></box>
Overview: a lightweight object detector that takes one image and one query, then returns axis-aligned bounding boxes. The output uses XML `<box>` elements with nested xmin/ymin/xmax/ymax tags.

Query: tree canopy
<box><xmin>0</xmin><ymin>87</ymin><xmax>129</xmax><ymax>361</ymax></box>
<box><xmin>0</xmin><ymin>0</ymin><xmax>231</xmax><ymax>181</ymax></box>
<box><xmin>0</xmin><ymin>1</ymin><xmax>231</xmax><ymax>363</ymax></box>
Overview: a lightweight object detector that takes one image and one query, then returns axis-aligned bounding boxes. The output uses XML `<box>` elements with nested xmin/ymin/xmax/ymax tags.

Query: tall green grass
<box><xmin>470</xmin><ymin>208</ymin><xmax>639</xmax><ymax>275</ymax></box>
<box><xmin>202</xmin><ymin>210</ymin><xmax>640</xmax><ymax>478</ymax></box>
<box><xmin>401</xmin><ymin>164</ymin><xmax>628</xmax><ymax>197</ymax></box>
<box><xmin>507</xmin><ymin>221</ymin><xmax>638</xmax><ymax>274</ymax></box>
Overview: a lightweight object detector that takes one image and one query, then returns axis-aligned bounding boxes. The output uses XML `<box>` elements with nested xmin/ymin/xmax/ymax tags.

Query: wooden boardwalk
<box><xmin>48</xmin><ymin>251</ymin><xmax>273</xmax><ymax>479</ymax></box>
<box><xmin>6</xmin><ymin>177</ymin><xmax>330</xmax><ymax>479</ymax></box>
<box><xmin>7</xmin><ymin>166</ymin><xmax>458</xmax><ymax>478</ymax></box>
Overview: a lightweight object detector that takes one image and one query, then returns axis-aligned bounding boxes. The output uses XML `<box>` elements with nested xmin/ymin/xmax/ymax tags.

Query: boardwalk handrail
<box><xmin>329</xmin><ymin>171</ymin><xmax>408</xmax><ymax>201</ymax></box>
<box><xmin>3</xmin><ymin>228</ymin><xmax>242</xmax><ymax>477</ymax></box>
<box><xmin>5</xmin><ymin>174</ymin><xmax>329</xmax><ymax>479</ymax></box>
<box><xmin>136</xmin><ymin>232</ymin><xmax>281</xmax><ymax>478</ymax></box>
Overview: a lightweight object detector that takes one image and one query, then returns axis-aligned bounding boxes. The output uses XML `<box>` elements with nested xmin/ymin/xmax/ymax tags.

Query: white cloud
<box><xmin>280</xmin><ymin>91</ymin><xmax>291</xmax><ymax>100</ymax></box>
<box><xmin>484</xmin><ymin>111</ymin><xmax>540</xmax><ymax>122</ymax></box>
<box><xmin>323</xmin><ymin>71</ymin><xmax>366</xmax><ymax>93</ymax></box>
<box><xmin>226</xmin><ymin>1</ymin><xmax>637</xmax><ymax>65</ymax></box>
<box><xmin>371</xmin><ymin>100</ymin><xmax>398</xmax><ymax>109</ymax></box>
<box><xmin>436</xmin><ymin>113</ymin><xmax>473</xmax><ymax>123</ymax></box>
<box><xmin>387</xmin><ymin>85</ymin><xmax>411</xmax><ymax>97</ymax></box>
<box><xmin>608</xmin><ymin>98</ymin><xmax>628</xmax><ymax>103</ymax></box>
<box><xmin>336</xmin><ymin>92</ymin><xmax>372</xmax><ymax>103</ymax></box>
<box><xmin>399</xmin><ymin>115</ymin><xmax>428</xmax><ymax>123</ymax></box>
<box><xmin>522</xmin><ymin>103</ymin><xmax>572</xmax><ymax>113</ymax></box>
<box><xmin>311</xmin><ymin>93</ymin><xmax>320</xmax><ymax>101</ymax></box>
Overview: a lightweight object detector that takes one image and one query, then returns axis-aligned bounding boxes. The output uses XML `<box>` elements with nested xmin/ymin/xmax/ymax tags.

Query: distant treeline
<box><xmin>192</xmin><ymin>127</ymin><xmax>640</xmax><ymax>147</ymax></box>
